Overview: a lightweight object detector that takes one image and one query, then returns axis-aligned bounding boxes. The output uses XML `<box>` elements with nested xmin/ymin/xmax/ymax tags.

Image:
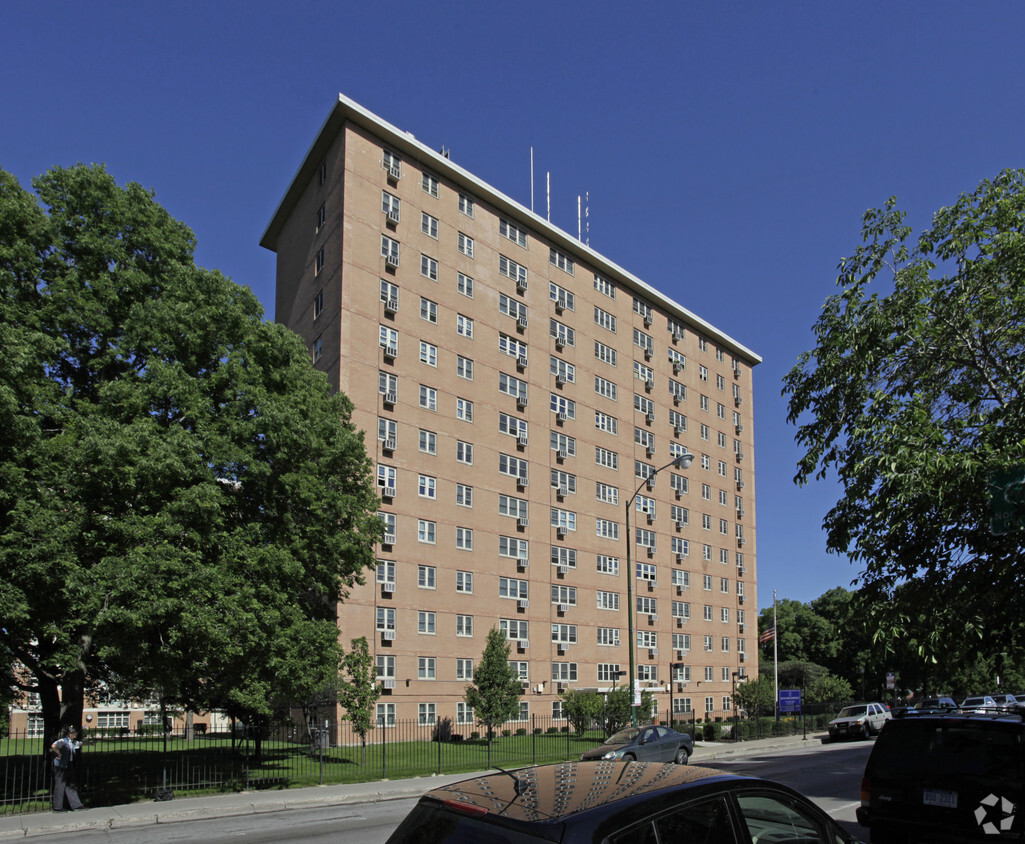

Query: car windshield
<box><xmin>605</xmin><ymin>728</ymin><xmax>640</xmax><ymax>745</ymax></box>
<box><xmin>838</xmin><ymin>706</ymin><xmax>866</xmax><ymax>718</ymax></box>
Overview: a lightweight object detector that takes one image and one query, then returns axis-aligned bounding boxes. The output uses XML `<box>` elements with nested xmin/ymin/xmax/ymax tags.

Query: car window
<box><xmin>736</xmin><ymin>793</ymin><xmax>833</xmax><ymax>844</ymax></box>
<box><xmin>611</xmin><ymin>796</ymin><xmax>733</xmax><ymax>844</ymax></box>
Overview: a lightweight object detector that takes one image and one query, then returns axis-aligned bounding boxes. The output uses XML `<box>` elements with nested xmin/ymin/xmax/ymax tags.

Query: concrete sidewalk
<box><xmin>0</xmin><ymin>732</ymin><xmax>825</xmax><ymax>839</ymax></box>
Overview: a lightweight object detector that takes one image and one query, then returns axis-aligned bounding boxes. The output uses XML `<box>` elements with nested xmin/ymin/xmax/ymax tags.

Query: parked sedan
<box><xmin>828</xmin><ymin>702</ymin><xmax>891</xmax><ymax>740</ymax></box>
<box><xmin>387</xmin><ymin>760</ymin><xmax>862</xmax><ymax>844</ymax></box>
<box><xmin>580</xmin><ymin>724</ymin><xmax>694</xmax><ymax>764</ymax></box>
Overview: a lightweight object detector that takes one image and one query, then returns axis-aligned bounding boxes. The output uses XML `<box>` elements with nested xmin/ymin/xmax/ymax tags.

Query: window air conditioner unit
<box><xmin>516</xmin><ymin>395</ymin><xmax>528</xmax><ymax>409</ymax></box>
<box><xmin>517</xmin><ymin>433</ymin><xmax>529</xmax><ymax>447</ymax></box>
<box><xmin>517</xmin><ymin>355</ymin><xmax>528</xmax><ymax>369</ymax></box>
<box><xmin>383</xmin><ymin>345</ymin><xmax>397</xmax><ymax>359</ymax></box>
<box><xmin>644</xmin><ymin>314</ymin><xmax>653</xmax><ymax>327</ymax></box>
<box><xmin>674</xmin><ymin>489</ymin><xmax>683</xmax><ymax>500</ymax></box>
<box><xmin>676</xmin><ymin>584</ymin><xmax>685</xmax><ymax>595</ymax></box>
<box><xmin>558</xmin><ymin>604</ymin><xmax>569</xmax><ymax>613</ymax></box>
<box><xmin>383</xmin><ymin>391</ymin><xmax>397</xmax><ymax>405</ymax></box>
<box><xmin>518</xmin><ymin>599</ymin><xmax>529</xmax><ymax>609</ymax></box>
<box><xmin>385</xmin><ymin>253</ymin><xmax>400</xmax><ymax>269</ymax></box>
<box><xmin>674</xmin><ymin>425</ymin><xmax>683</xmax><ymax>436</ymax></box>
<box><xmin>676</xmin><ymin>649</ymin><xmax>685</xmax><ymax>660</ymax></box>
<box><xmin>517</xmin><ymin>555</ymin><xmax>528</xmax><ymax>568</ymax></box>
<box><xmin>555</xmin><ymin>338</ymin><xmax>565</xmax><ymax>350</ymax></box>
<box><xmin>739</xmin><ymin>653</ymin><xmax>746</xmax><ymax>662</ymax></box>
<box><xmin>557</xmin><ymin>411</ymin><xmax>568</xmax><ymax>422</ymax></box>
<box><xmin>383</xmin><ymin>437</ymin><xmax>396</xmax><ymax>452</ymax></box>
<box><xmin>384</xmin><ymin>298</ymin><xmax>399</xmax><ymax>314</ymax></box>
<box><xmin>646</xmin><ymin>476</ymin><xmax>655</xmax><ymax>490</ymax></box>
<box><xmin>649</xmin><ymin>613</ymin><xmax>658</xmax><ymax>623</ymax></box>
<box><xmin>645</xmin><ymin>378</ymin><xmax>654</xmax><ymax>392</ymax></box>
<box><xmin>382</xmin><ymin>582</ymin><xmax>396</xmax><ymax>593</ymax></box>
<box><xmin>518</xmin><ymin>639</ymin><xmax>529</xmax><ymax>650</ymax></box>
<box><xmin>386</xmin><ymin>208</ymin><xmax>400</xmax><ymax>225</ymax></box>
<box><xmin>382</xmin><ymin>630</ymin><xmax>396</xmax><ymax>641</ymax></box>
<box><xmin>521</xmin><ymin>680</ymin><xmax>530</xmax><ymax>689</ymax></box>
<box><xmin>646</xmin><ymin>511</ymin><xmax>655</xmax><ymax>524</ymax></box>
<box><xmin>382</xmin><ymin>486</ymin><xmax>396</xmax><ymax>499</ymax></box>
<box><xmin>557</xmin><ymin>449</ymin><xmax>568</xmax><ymax>461</ymax></box>
<box><xmin>556</xmin><ymin>682</ymin><xmax>566</xmax><ymax>692</ymax></box>
<box><xmin>644</xmin><ymin>348</ymin><xmax>652</xmax><ymax>361</ymax></box>
<box><xmin>735</xmin><ymin>424</ymin><xmax>744</xmax><ymax>435</ymax></box>
<box><xmin>382</xmin><ymin>533</ymin><xmax>396</xmax><ymax>545</ymax></box>
<box><xmin>386</xmin><ymin>162</ymin><xmax>401</xmax><ymax>181</ymax></box>
<box><xmin>736</xmin><ymin>452</ymin><xmax>744</xmax><ymax>462</ymax></box>
<box><xmin>646</xmin><ymin>445</ymin><xmax>655</xmax><ymax>458</ymax></box>
<box><xmin>517</xmin><ymin>516</ymin><xmax>529</xmax><ymax>528</ymax></box>
<box><xmin>382</xmin><ymin>679</ymin><xmax>396</xmax><ymax>689</ymax></box>
<box><xmin>645</xmin><ymin>411</ymin><xmax>655</xmax><ymax>423</ymax></box>
<box><xmin>673</xmin><ymin>361</ymin><xmax>683</xmax><ymax>374</ymax></box>
<box><xmin>646</xmin><ymin>546</ymin><xmax>655</xmax><ymax>558</ymax></box>
<box><xmin>736</xmin><ymin>480</ymin><xmax>745</xmax><ymax>491</ymax></box>
<box><xmin>672</xmin><ymin>329</ymin><xmax>684</xmax><ymax>342</ymax></box>
<box><xmin>734</xmin><ymin>365</ymin><xmax>742</xmax><ymax>378</ymax></box>
<box><xmin>737</xmin><ymin>508</ymin><xmax>745</xmax><ymax>518</ymax></box>
<box><xmin>647</xmin><ymin>579</ymin><xmax>657</xmax><ymax>591</ymax></box>
<box><xmin>677</xmin><ymin>682</ymin><xmax>686</xmax><ymax>692</ymax></box>
<box><xmin>557</xmin><ymin>486</ymin><xmax>568</xmax><ymax>498</ymax></box>
<box><xmin>516</xmin><ymin>314</ymin><xmax>528</xmax><ymax>330</ymax></box>
<box><xmin>676</xmin><ymin>553</ymin><xmax>685</xmax><ymax>564</ymax></box>
<box><xmin>557</xmin><ymin>644</ymin><xmax>567</xmax><ymax>654</ymax></box>
<box><xmin>735</xmin><ymin>396</ymin><xmax>743</xmax><ymax>407</ymax></box>
<box><xmin>739</xmin><ymin>623</ymin><xmax>746</xmax><ymax>633</ymax></box>
<box><xmin>555</xmin><ymin>374</ymin><xmax>566</xmax><ymax>387</ymax></box>
<box><xmin>676</xmin><ymin>617</ymin><xmax>684</xmax><ymax>627</ymax></box>
<box><xmin>649</xmin><ymin>647</ymin><xmax>658</xmax><ymax>657</ymax></box>
<box><xmin>738</xmin><ymin>538</ymin><xmax>746</xmax><ymax>547</ymax></box>
<box><xmin>737</xmin><ymin>566</ymin><xmax>746</xmax><ymax>576</ymax></box>
<box><xmin>517</xmin><ymin>475</ymin><xmax>529</xmax><ymax>488</ymax></box>
<box><xmin>517</xmin><ymin>278</ymin><xmax>528</xmax><ymax>293</ymax></box>
<box><xmin>738</xmin><ymin>594</ymin><xmax>746</xmax><ymax>604</ymax></box>
<box><xmin>558</xmin><ymin>564</ymin><xmax>569</xmax><ymax>575</ymax></box>
<box><xmin>675</xmin><ymin>519</ymin><xmax>684</xmax><ymax>530</ymax></box>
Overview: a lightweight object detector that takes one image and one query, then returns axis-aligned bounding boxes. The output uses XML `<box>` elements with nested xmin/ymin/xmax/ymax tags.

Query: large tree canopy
<box><xmin>0</xmin><ymin>164</ymin><xmax>382</xmax><ymax>740</ymax></box>
<box><xmin>784</xmin><ymin>169</ymin><xmax>1025</xmax><ymax>655</ymax></box>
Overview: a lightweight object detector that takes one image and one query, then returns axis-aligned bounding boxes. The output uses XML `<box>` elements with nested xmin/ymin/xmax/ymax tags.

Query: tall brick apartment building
<box><xmin>260</xmin><ymin>95</ymin><xmax>760</xmax><ymax>730</ymax></box>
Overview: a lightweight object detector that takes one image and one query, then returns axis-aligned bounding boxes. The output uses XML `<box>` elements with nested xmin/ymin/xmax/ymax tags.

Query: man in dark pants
<box><xmin>50</xmin><ymin>725</ymin><xmax>85</xmax><ymax>812</ymax></box>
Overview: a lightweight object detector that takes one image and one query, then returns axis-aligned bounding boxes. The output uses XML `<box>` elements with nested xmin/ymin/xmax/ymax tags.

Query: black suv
<box><xmin>857</xmin><ymin>712</ymin><xmax>1025</xmax><ymax>843</ymax></box>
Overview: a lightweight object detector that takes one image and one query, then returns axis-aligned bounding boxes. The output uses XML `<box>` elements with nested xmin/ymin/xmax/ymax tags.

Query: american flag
<box><xmin>758</xmin><ymin>626</ymin><xmax>775</xmax><ymax>645</ymax></box>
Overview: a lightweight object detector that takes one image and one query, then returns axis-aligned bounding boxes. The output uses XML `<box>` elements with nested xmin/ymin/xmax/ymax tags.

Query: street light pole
<box><xmin>626</xmin><ymin>452</ymin><xmax>693</xmax><ymax>727</ymax></box>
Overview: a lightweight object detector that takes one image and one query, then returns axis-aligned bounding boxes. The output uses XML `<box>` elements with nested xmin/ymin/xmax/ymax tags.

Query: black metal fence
<box><xmin>1</xmin><ymin>705</ymin><xmax>840</xmax><ymax>816</ymax></box>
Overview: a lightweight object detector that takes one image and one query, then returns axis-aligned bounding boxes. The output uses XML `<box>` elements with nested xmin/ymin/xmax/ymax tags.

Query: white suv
<box><xmin>827</xmin><ymin>702</ymin><xmax>891</xmax><ymax>740</ymax></box>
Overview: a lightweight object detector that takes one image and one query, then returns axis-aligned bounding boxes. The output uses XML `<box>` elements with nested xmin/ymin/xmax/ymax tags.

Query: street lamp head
<box><xmin>672</xmin><ymin>451</ymin><xmax>695</xmax><ymax>471</ymax></box>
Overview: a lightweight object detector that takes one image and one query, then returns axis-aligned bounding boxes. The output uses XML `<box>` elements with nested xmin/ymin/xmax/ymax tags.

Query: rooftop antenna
<box><xmin>546</xmin><ymin>171</ymin><xmax>550</xmax><ymax>222</ymax></box>
<box><xmin>585</xmin><ymin>191</ymin><xmax>590</xmax><ymax>246</ymax></box>
<box><xmin>577</xmin><ymin>195</ymin><xmax>581</xmax><ymax>241</ymax></box>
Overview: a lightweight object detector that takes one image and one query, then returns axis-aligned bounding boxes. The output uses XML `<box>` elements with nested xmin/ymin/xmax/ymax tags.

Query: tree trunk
<box><xmin>37</xmin><ymin>673</ymin><xmax>62</xmax><ymax>747</ymax></box>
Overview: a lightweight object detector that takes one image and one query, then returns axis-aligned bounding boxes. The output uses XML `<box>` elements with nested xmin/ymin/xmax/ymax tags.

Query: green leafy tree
<box><xmin>0</xmin><ymin>164</ymin><xmax>382</xmax><ymax>743</ymax></box>
<box><xmin>464</xmin><ymin>628</ymin><xmax>522</xmax><ymax>753</ymax></box>
<box><xmin>560</xmin><ymin>689</ymin><xmax>602</xmax><ymax>734</ymax></box>
<box><xmin>806</xmin><ymin>674</ymin><xmax>854</xmax><ymax>704</ymax></box>
<box><xmin>598</xmin><ymin>685</ymin><xmax>656</xmax><ymax>736</ymax></box>
<box><xmin>338</xmin><ymin>637</ymin><xmax>379</xmax><ymax>765</ymax></box>
<box><xmin>784</xmin><ymin>168</ymin><xmax>1025</xmax><ymax>658</ymax></box>
<box><xmin>735</xmin><ymin>675</ymin><xmax>774</xmax><ymax>716</ymax></box>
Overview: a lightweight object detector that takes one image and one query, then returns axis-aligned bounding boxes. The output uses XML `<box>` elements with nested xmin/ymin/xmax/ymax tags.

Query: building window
<box><xmin>456</xmin><ymin>441</ymin><xmax>473</xmax><ymax>465</ymax></box>
<box><xmin>381</xmin><ymin>235</ymin><xmax>399</xmax><ymax>265</ymax></box>
<box><xmin>594</xmin><ymin>306</ymin><xmax>616</xmax><ymax>333</ymax></box>
<box><xmin>312</xmin><ymin>335</ymin><xmax>323</xmax><ymax>363</ymax></box>
<box><xmin>422</xmin><ymin>173</ymin><xmax>439</xmax><ymax>198</ymax></box>
<box><xmin>418</xmin><ymin>520</ymin><xmax>436</xmax><ymax>545</ymax></box>
<box><xmin>549</xmin><ymin>247</ymin><xmax>574</xmax><ymax>274</ymax></box>
<box><xmin>418</xmin><ymin>611</ymin><xmax>436</xmax><ymax>634</ymax></box>
<box><xmin>376</xmin><ymin>703</ymin><xmax>396</xmax><ymax>727</ymax></box>
<box><xmin>458</xmin><ymin>232</ymin><xmax>474</xmax><ymax>257</ymax></box>
<box><xmin>500</xmin><ymin>219</ymin><xmax>528</xmax><ymax>247</ymax></box>
<box><xmin>456</xmin><ymin>315</ymin><xmax>474</xmax><ymax>338</ymax></box>
<box><xmin>418</xmin><ymin>703</ymin><xmax>437</xmax><ymax>724</ymax></box>
<box><xmin>419</xmin><ymin>385</ymin><xmax>438</xmax><ymax>411</ymax></box>
<box><xmin>418</xmin><ymin>565</ymin><xmax>437</xmax><ymax>589</ymax></box>
<box><xmin>419</xmin><ymin>429</ymin><xmax>437</xmax><ymax>454</ymax></box>
<box><xmin>456</xmin><ymin>356</ymin><xmax>474</xmax><ymax>380</ymax></box>
<box><xmin>458</xmin><ymin>193</ymin><xmax>475</xmax><ymax>218</ymax></box>
<box><xmin>421</xmin><ymin>254</ymin><xmax>438</xmax><ymax>281</ymax></box>
<box><xmin>315</xmin><ymin>248</ymin><xmax>325</xmax><ymax>276</ymax></box>
<box><xmin>314</xmin><ymin>289</ymin><xmax>324</xmax><ymax>319</ymax></box>
<box><xmin>382</xmin><ymin>190</ymin><xmax>400</xmax><ymax>222</ymax></box>
<box><xmin>456</xmin><ymin>527</ymin><xmax>473</xmax><ymax>550</ymax></box>
<box><xmin>418</xmin><ymin>474</ymin><xmax>436</xmax><ymax>499</ymax></box>
<box><xmin>499</xmin><ymin>254</ymin><xmax>528</xmax><ymax>286</ymax></box>
<box><xmin>418</xmin><ymin>657</ymin><xmax>436</xmax><ymax>679</ymax></box>
<box><xmin>457</xmin><ymin>272</ymin><xmax>474</xmax><ymax>298</ymax></box>
<box><xmin>456</xmin><ymin>658</ymin><xmax>474</xmax><ymax>681</ymax></box>
<box><xmin>456</xmin><ymin>397</ymin><xmax>473</xmax><ymax>421</ymax></box>
<box><xmin>456</xmin><ymin>614</ymin><xmax>473</xmax><ymax>637</ymax></box>
<box><xmin>456</xmin><ymin>571</ymin><xmax>473</xmax><ymax>593</ymax></box>
<box><xmin>420</xmin><ymin>297</ymin><xmax>437</xmax><ymax>323</ymax></box>
<box><xmin>420</xmin><ymin>341</ymin><xmax>438</xmax><ymax>367</ymax></box>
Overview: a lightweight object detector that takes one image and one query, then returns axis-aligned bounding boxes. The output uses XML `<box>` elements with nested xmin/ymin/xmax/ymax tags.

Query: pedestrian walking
<box><xmin>50</xmin><ymin>725</ymin><xmax>85</xmax><ymax>812</ymax></box>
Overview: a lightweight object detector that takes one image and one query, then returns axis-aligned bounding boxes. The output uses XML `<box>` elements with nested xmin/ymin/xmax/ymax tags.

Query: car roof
<box><xmin>420</xmin><ymin>761</ymin><xmax>741</xmax><ymax>824</ymax></box>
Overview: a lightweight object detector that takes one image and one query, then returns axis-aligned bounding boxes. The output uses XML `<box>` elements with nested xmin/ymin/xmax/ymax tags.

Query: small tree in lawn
<box><xmin>464</xmin><ymin>628</ymin><xmax>521</xmax><ymax>763</ymax></box>
<box><xmin>337</xmin><ymin>637</ymin><xmax>379</xmax><ymax>765</ymax></box>
<box><xmin>561</xmin><ymin>689</ymin><xmax>602</xmax><ymax>735</ymax></box>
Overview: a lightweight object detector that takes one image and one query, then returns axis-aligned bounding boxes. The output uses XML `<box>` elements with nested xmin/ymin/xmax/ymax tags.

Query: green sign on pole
<box><xmin>990</xmin><ymin>468</ymin><xmax>1025</xmax><ymax>535</ymax></box>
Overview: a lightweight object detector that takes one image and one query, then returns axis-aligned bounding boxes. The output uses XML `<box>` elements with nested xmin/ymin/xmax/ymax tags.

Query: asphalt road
<box><xmin>66</xmin><ymin>737</ymin><xmax>873</xmax><ymax>843</ymax></box>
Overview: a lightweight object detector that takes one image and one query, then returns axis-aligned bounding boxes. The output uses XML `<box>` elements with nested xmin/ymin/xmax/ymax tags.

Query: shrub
<box><xmin>702</xmin><ymin>724</ymin><xmax>717</xmax><ymax>742</ymax></box>
<box><xmin>450</xmin><ymin>734</ymin><xmax>464</xmax><ymax>743</ymax></box>
<box><xmin>533</xmin><ymin>728</ymin><xmax>543</xmax><ymax>735</ymax></box>
<box><xmin>546</xmin><ymin>726</ymin><xmax>558</xmax><ymax>735</ymax></box>
<box><xmin>560</xmin><ymin>726</ymin><xmax>569</xmax><ymax>733</ymax></box>
<box><xmin>470</xmin><ymin>731</ymin><xmax>480</xmax><ymax>740</ymax></box>
<box><xmin>501</xmin><ymin>729</ymin><xmax>512</xmax><ymax>737</ymax></box>
<box><xmin>515</xmin><ymin>728</ymin><xmax>526</xmax><ymax>736</ymax></box>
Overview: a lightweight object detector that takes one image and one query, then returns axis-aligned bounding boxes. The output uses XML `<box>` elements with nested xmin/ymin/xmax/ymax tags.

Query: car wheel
<box><xmin>674</xmin><ymin>748</ymin><xmax>689</xmax><ymax>765</ymax></box>
<box><xmin>622</xmin><ymin>753</ymin><xmax>636</xmax><ymax>761</ymax></box>
<box><xmin>862</xmin><ymin>723</ymin><xmax>871</xmax><ymax>739</ymax></box>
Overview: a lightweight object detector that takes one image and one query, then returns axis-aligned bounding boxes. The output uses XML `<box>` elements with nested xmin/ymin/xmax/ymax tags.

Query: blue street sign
<box><xmin>779</xmin><ymin>689</ymin><xmax>802</xmax><ymax>714</ymax></box>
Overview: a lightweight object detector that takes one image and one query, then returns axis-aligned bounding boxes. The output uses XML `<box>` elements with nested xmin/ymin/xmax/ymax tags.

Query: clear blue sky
<box><xmin>3</xmin><ymin>1</ymin><xmax>1022</xmax><ymax>610</ymax></box>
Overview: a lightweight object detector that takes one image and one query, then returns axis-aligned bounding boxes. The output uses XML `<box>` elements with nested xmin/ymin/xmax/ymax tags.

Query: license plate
<box><xmin>923</xmin><ymin>789</ymin><xmax>958</xmax><ymax>809</ymax></box>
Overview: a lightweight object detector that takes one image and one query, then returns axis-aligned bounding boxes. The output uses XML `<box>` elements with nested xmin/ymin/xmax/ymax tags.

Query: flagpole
<box><xmin>773</xmin><ymin>590</ymin><xmax>779</xmax><ymax>722</ymax></box>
